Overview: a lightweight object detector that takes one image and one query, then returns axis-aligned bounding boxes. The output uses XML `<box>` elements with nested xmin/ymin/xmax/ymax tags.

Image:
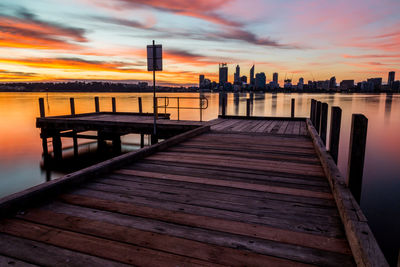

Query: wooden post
<box><xmin>199</xmin><ymin>97</ymin><xmax>202</xmax><ymax>122</ymax></box>
<box><xmin>310</xmin><ymin>99</ymin><xmax>316</xmax><ymax>126</ymax></box>
<box><xmin>70</xmin><ymin>98</ymin><xmax>78</xmax><ymax>158</ymax></box>
<box><xmin>70</xmin><ymin>98</ymin><xmax>75</xmax><ymax>115</ymax></box>
<box><xmin>94</xmin><ymin>96</ymin><xmax>100</xmax><ymax>112</ymax></box>
<box><xmin>347</xmin><ymin>114</ymin><xmax>368</xmax><ymax>203</ymax></box>
<box><xmin>315</xmin><ymin>101</ymin><xmax>322</xmax><ymax>133</ymax></box>
<box><xmin>320</xmin><ymin>102</ymin><xmax>328</xmax><ymax>144</ymax></box>
<box><xmin>41</xmin><ymin>130</ymin><xmax>48</xmax><ymax>158</ymax></box>
<box><xmin>140</xmin><ymin>133</ymin><xmax>145</xmax><ymax>148</ymax></box>
<box><xmin>177</xmin><ymin>98</ymin><xmax>180</xmax><ymax>121</ymax></box>
<box><xmin>138</xmin><ymin>97</ymin><xmax>143</xmax><ymax>113</ymax></box>
<box><xmin>52</xmin><ymin>133</ymin><xmax>62</xmax><ymax>160</ymax></box>
<box><xmin>246</xmin><ymin>99</ymin><xmax>250</xmax><ymax>117</ymax></box>
<box><xmin>112</xmin><ymin>97</ymin><xmax>116</xmax><ymax>113</ymax></box>
<box><xmin>329</xmin><ymin>106</ymin><xmax>342</xmax><ymax>164</ymax></box>
<box><xmin>291</xmin><ymin>98</ymin><xmax>295</xmax><ymax>118</ymax></box>
<box><xmin>112</xmin><ymin>135</ymin><xmax>121</xmax><ymax>154</ymax></box>
<box><xmin>97</xmin><ymin>131</ymin><xmax>107</xmax><ymax>154</ymax></box>
<box><xmin>221</xmin><ymin>93</ymin><xmax>226</xmax><ymax>117</ymax></box>
<box><xmin>38</xmin><ymin>98</ymin><xmax>45</xmax><ymax>118</ymax></box>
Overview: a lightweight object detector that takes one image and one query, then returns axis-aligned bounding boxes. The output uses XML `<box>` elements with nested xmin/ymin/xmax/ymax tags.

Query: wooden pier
<box><xmin>0</xmin><ymin>113</ymin><xmax>388</xmax><ymax>265</ymax></box>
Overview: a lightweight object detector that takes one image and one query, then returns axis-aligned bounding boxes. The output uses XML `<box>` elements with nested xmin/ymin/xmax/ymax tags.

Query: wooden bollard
<box><xmin>310</xmin><ymin>99</ymin><xmax>316</xmax><ymax>125</ymax></box>
<box><xmin>320</xmin><ymin>103</ymin><xmax>328</xmax><ymax>144</ymax></box>
<box><xmin>112</xmin><ymin>97</ymin><xmax>116</xmax><ymax>113</ymax></box>
<box><xmin>246</xmin><ymin>99</ymin><xmax>251</xmax><ymax>117</ymax></box>
<box><xmin>94</xmin><ymin>96</ymin><xmax>100</xmax><ymax>112</ymax></box>
<box><xmin>39</xmin><ymin>98</ymin><xmax>45</xmax><ymax>118</ymax></box>
<box><xmin>70</xmin><ymin>98</ymin><xmax>75</xmax><ymax>115</ymax></box>
<box><xmin>291</xmin><ymin>98</ymin><xmax>295</xmax><ymax>118</ymax></box>
<box><xmin>70</xmin><ymin>98</ymin><xmax>78</xmax><ymax>157</ymax></box>
<box><xmin>138</xmin><ymin>97</ymin><xmax>143</xmax><ymax>113</ymax></box>
<box><xmin>329</xmin><ymin>106</ymin><xmax>342</xmax><ymax>164</ymax></box>
<box><xmin>315</xmin><ymin>101</ymin><xmax>322</xmax><ymax>132</ymax></box>
<box><xmin>347</xmin><ymin>114</ymin><xmax>368</xmax><ymax>203</ymax></box>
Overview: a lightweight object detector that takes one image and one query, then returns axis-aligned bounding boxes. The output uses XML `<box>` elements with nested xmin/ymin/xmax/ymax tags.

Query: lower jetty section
<box><xmin>0</xmin><ymin>117</ymin><xmax>387</xmax><ymax>266</ymax></box>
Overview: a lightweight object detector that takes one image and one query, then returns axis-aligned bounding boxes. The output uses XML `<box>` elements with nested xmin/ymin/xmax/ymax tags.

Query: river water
<box><xmin>0</xmin><ymin>92</ymin><xmax>399</xmax><ymax>265</ymax></box>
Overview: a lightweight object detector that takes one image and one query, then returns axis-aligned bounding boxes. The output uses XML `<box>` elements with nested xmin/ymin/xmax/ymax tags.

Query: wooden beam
<box><xmin>329</xmin><ymin>107</ymin><xmax>342</xmax><ymax>164</ymax></box>
<box><xmin>306</xmin><ymin>119</ymin><xmax>388</xmax><ymax>267</ymax></box>
<box><xmin>347</xmin><ymin>114</ymin><xmax>368</xmax><ymax>203</ymax></box>
<box><xmin>320</xmin><ymin>103</ymin><xmax>328</xmax><ymax>144</ymax></box>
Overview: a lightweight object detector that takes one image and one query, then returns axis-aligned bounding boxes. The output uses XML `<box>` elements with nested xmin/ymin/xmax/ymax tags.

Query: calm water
<box><xmin>0</xmin><ymin>92</ymin><xmax>399</xmax><ymax>265</ymax></box>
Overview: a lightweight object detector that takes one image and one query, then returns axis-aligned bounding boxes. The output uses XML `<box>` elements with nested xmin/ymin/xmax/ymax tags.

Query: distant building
<box><xmin>298</xmin><ymin>77</ymin><xmax>304</xmax><ymax>90</ymax></box>
<box><xmin>340</xmin><ymin>80</ymin><xmax>354</xmax><ymax>90</ymax></box>
<box><xmin>219</xmin><ymin>63</ymin><xmax>228</xmax><ymax>84</ymax></box>
<box><xmin>367</xmin><ymin>78</ymin><xmax>382</xmax><ymax>91</ymax></box>
<box><xmin>388</xmin><ymin>71</ymin><xmax>395</xmax><ymax>88</ymax></box>
<box><xmin>255</xmin><ymin>72</ymin><xmax>266</xmax><ymax>90</ymax></box>
<box><xmin>199</xmin><ymin>74</ymin><xmax>204</xmax><ymax>88</ymax></box>
<box><xmin>241</xmin><ymin>76</ymin><xmax>247</xmax><ymax>84</ymax></box>
<box><xmin>234</xmin><ymin>65</ymin><xmax>240</xmax><ymax>84</ymax></box>
<box><xmin>273</xmin><ymin>72</ymin><xmax>278</xmax><ymax>84</ymax></box>
<box><xmin>329</xmin><ymin>76</ymin><xmax>336</xmax><ymax>89</ymax></box>
<box><xmin>250</xmin><ymin>65</ymin><xmax>255</xmax><ymax>86</ymax></box>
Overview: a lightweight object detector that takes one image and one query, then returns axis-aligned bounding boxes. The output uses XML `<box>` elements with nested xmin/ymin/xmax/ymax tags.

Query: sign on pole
<box><xmin>147</xmin><ymin>44</ymin><xmax>162</xmax><ymax>71</ymax></box>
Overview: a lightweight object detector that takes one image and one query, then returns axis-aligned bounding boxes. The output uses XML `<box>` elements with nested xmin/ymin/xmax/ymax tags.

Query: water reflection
<box><xmin>0</xmin><ymin>92</ymin><xmax>399</xmax><ymax>264</ymax></box>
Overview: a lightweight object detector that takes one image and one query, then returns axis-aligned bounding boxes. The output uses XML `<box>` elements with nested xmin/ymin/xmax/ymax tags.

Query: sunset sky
<box><xmin>0</xmin><ymin>0</ymin><xmax>399</xmax><ymax>86</ymax></box>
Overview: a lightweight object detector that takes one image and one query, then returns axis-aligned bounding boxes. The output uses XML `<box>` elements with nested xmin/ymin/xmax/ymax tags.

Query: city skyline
<box><xmin>0</xmin><ymin>0</ymin><xmax>399</xmax><ymax>85</ymax></box>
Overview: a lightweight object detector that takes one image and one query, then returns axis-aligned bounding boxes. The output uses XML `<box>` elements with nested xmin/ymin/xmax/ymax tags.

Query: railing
<box><xmin>156</xmin><ymin>96</ymin><xmax>208</xmax><ymax>121</ymax></box>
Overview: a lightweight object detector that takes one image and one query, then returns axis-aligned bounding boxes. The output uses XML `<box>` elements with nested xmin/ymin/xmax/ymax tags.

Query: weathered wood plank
<box><xmin>66</xmin><ymin>189</ymin><xmax>345</xmax><ymax>237</ymax></box>
<box><xmin>42</xmin><ymin>201</ymin><xmax>354</xmax><ymax>266</ymax></box>
<box><xmin>19</xmin><ymin>208</ymin><xmax>309</xmax><ymax>267</ymax></box>
<box><xmin>0</xmin><ymin>219</ymin><xmax>218</xmax><ymax>267</ymax></box>
<box><xmin>116</xmin><ymin>169</ymin><xmax>332</xmax><ymax>199</ymax></box>
<box><xmin>0</xmin><ymin>233</ymin><xmax>128</xmax><ymax>267</ymax></box>
<box><xmin>0</xmin><ymin>255</ymin><xmax>38</xmax><ymax>267</ymax></box>
<box><xmin>54</xmin><ymin>194</ymin><xmax>350</xmax><ymax>255</ymax></box>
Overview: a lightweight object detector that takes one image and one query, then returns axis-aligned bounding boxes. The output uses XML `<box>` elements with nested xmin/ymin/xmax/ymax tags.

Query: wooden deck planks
<box><xmin>2</xmin><ymin>118</ymin><xmax>364</xmax><ymax>266</ymax></box>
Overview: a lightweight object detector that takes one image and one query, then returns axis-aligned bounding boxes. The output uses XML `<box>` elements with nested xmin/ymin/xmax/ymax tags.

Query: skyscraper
<box><xmin>234</xmin><ymin>65</ymin><xmax>240</xmax><ymax>83</ymax></box>
<box><xmin>329</xmin><ymin>76</ymin><xmax>336</xmax><ymax>88</ymax></box>
<box><xmin>273</xmin><ymin>72</ymin><xmax>278</xmax><ymax>84</ymax></box>
<box><xmin>219</xmin><ymin>63</ymin><xmax>228</xmax><ymax>84</ymax></box>
<box><xmin>199</xmin><ymin>74</ymin><xmax>204</xmax><ymax>88</ymax></box>
<box><xmin>250</xmin><ymin>65</ymin><xmax>255</xmax><ymax>86</ymax></box>
<box><xmin>255</xmin><ymin>72</ymin><xmax>266</xmax><ymax>90</ymax></box>
<box><xmin>388</xmin><ymin>71</ymin><xmax>395</xmax><ymax>88</ymax></box>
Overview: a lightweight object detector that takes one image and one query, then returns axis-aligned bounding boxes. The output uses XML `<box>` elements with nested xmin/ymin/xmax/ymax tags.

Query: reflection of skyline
<box><xmin>384</xmin><ymin>93</ymin><xmax>393</xmax><ymax>124</ymax></box>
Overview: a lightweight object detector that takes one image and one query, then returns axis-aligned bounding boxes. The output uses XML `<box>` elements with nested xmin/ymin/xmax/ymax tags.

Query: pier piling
<box><xmin>310</xmin><ymin>99</ymin><xmax>316</xmax><ymax>126</ymax></box>
<box><xmin>320</xmin><ymin>103</ymin><xmax>328</xmax><ymax>144</ymax></box>
<box><xmin>138</xmin><ymin>97</ymin><xmax>143</xmax><ymax>113</ymax></box>
<box><xmin>246</xmin><ymin>99</ymin><xmax>250</xmax><ymax>117</ymax></box>
<box><xmin>315</xmin><ymin>101</ymin><xmax>322</xmax><ymax>133</ymax></box>
<box><xmin>112</xmin><ymin>97</ymin><xmax>116</xmax><ymax>113</ymax></box>
<box><xmin>347</xmin><ymin>114</ymin><xmax>368</xmax><ymax>203</ymax></box>
<box><xmin>329</xmin><ymin>107</ymin><xmax>342</xmax><ymax>164</ymax></box>
<box><xmin>95</xmin><ymin>97</ymin><xmax>100</xmax><ymax>113</ymax></box>
<box><xmin>291</xmin><ymin>98</ymin><xmax>295</xmax><ymax>118</ymax></box>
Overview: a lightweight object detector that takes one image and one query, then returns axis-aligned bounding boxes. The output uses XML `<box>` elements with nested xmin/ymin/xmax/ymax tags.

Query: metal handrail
<box><xmin>155</xmin><ymin>96</ymin><xmax>208</xmax><ymax>121</ymax></box>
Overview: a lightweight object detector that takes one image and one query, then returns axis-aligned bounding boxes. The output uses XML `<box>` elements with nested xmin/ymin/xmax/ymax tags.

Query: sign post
<box><xmin>147</xmin><ymin>40</ymin><xmax>162</xmax><ymax>144</ymax></box>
